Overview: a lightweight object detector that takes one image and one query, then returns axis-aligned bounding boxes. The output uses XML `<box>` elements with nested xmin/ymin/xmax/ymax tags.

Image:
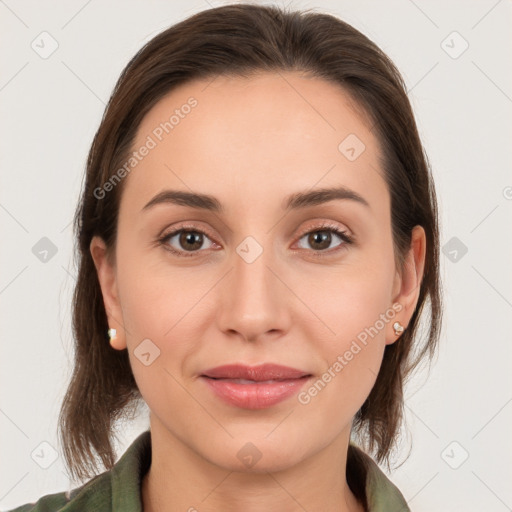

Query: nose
<box><xmin>216</xmin><ymin>237</ymin><xmax>291</xmax><ymax>343</ymax></box>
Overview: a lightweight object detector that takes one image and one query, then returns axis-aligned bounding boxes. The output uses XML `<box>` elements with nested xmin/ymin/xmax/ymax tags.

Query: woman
<box><xmin>8</xmin><ymin>3</ymin><xmax>441</xmax><ymax>511</ymax></box>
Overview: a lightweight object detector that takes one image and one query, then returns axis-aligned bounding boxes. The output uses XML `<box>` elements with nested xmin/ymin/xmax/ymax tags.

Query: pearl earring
<box><xmin>108</xmin><ymin>328</ymin><xmax>117</xmax><ymax>342</ymax></box>
<box><xmin>393</xmin><ymin>321</ymin><xmax>404</xmax><ymax>336</ymax></box>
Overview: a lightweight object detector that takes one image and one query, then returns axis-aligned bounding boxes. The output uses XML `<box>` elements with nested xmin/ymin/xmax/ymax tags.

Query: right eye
<box><xmin>158</xmin><ymin>226</ymin><xmax>219</xmax><ymax>257</ymax></box>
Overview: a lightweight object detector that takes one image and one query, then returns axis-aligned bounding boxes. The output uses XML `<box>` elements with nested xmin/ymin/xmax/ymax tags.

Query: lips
<box><xmin>200</xmin><ymin>363</ymin><xmax>312</xmax><ymax>409</ymax></box>
<box><xmin>201</xmin><ymin>363</ymin><xmax>311</xmax><ymax>381</ymax></box>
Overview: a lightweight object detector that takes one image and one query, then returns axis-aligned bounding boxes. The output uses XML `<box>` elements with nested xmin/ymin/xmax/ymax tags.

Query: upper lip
<box><xmin>201</xmin><ymin>363</ymin><xmax>311</xmax><ymax>381</ymax></box>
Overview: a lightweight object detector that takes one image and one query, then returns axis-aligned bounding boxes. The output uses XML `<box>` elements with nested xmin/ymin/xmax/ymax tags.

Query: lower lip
<box><xmin>201</xmin><ymin>376</ymin><xmax>311</xmax><ymax>409</ymax></box>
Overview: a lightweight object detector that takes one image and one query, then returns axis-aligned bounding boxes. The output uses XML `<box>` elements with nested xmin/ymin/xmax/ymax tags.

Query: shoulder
<box><xmin>3</xmin><ymin>472</ymin><xmax>112</xmax><ymax>512</ymax></box>
<box><xmin>4</xmin><ymin>430</ymin><xmax>151</xmax><ymax>512</ymax></box>
<box><xmin>348</xmin><ymin>443</ymin><xmax>410</xmax><ymax>512</ymax></box>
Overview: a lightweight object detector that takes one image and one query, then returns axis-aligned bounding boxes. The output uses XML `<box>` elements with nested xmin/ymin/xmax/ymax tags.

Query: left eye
<box><xmin>296</xmin><ymin>227</ymin><xmax>352</xmax><ymax>252</ymax></box>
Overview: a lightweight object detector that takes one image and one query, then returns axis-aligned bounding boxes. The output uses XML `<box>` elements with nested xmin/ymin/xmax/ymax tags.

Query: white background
<box><xmin>1</xmin><ymin>1</ymin><xmax>511</xmax><ymax>510</ymax></box>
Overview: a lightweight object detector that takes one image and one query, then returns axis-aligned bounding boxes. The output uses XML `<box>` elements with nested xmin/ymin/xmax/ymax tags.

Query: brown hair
<box><xmin>59</xmin><ymin>1</ymin><xmax>442</xmax><ymax>491</ymax></box>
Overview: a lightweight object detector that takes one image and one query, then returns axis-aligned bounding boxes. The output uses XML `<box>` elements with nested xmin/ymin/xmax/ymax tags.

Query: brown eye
<box><xmin>178</xmin><ymin>231</ymin><xmax>204</xmax><ymax>251</ymax></box>
<box><xmin>296</xmin><ymin>226</ymin><xmax>353</xmax><ymax>253</ymax></box>
<box><xmin>160</xmin><ymin>228</ymin><xmax>216</xmax><ymax>256</ymax></box>
<box><xmin>307</xmin><ymin>231</ymin><xmax>332</xmax><ymax>251</ymax></box>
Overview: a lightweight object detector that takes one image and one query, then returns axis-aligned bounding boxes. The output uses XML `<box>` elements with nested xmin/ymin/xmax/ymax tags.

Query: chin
<box><xmin>197</xmin><ymin>433</ymin><xmax>312</xmax><ymax>474</ymax></box>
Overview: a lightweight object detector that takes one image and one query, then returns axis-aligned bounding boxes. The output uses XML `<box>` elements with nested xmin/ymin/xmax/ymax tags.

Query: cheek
<box><xmin>115</xmin><ymin>231</ymin><xmax>199</xmax><ymax>340</ymax></box>
<box><xmin>295</xmin><ymin>258</ymin><xmax>395</xmax><ymax>408</ymax></box>
<box><xmin>114</xmin><ymin>240</ymin><xmax>221</xmax><ymax>400</ymax></box>
<box><xmin>115</xmin><ymin>260</ymin><xmax>199</xmax><ymax>416</ymax></box>
<box><xmin>306</xmin><ymin>256</ymin><xmax>395</xmax><ymax>344</ymax></box>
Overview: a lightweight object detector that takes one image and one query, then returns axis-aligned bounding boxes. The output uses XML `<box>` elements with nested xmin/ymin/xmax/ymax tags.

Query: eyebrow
<box><xmin>141</xmin><ymin>186</ymin><xmax>370</xmax><ymax>213</ymax></box>
<box><xmin>284</xmin><ymin>186</ymin><xmax>369</xmax><ymax>210</ymax></box>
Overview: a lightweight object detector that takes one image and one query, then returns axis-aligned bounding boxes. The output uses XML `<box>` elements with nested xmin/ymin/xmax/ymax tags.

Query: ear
<box><xmin>89</xmin><ymin>236</ymin><xmax>127</xmax><ymax>350</ymax></box>
<box><xmin>387</xmin><ymin>225</ymin><xmax>426</xmax><ymax>345</ymax></box>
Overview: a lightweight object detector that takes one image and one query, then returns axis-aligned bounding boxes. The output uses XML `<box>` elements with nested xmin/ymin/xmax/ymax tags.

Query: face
<box><xmin>91</xmin><ymin>71</ymin><xmax>425</xmax><ymax>473</ymax></box>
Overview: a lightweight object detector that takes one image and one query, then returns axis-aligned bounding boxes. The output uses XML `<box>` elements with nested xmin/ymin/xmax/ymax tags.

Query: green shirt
<box><xmin>6</xmin><ymin>430</ymin><xmax>410</xmax><ymax>511</ymax></box>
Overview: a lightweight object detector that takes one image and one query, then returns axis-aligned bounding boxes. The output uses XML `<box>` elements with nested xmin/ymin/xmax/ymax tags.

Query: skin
<box><xmin>90</xmin><ymin>71</ymin><xmax>425</xmax><ymax>512</ymax></box>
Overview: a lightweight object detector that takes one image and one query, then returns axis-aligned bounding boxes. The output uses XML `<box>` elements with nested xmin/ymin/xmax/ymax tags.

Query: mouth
<box><xmin>200</xmin><ymin>364</ymin><xmax>312</xmax><ymax>409</ymax></box>
<box><xmin>201</xmin><ymin>363</ymin><xmax>311</xmax><ymax>381</ymax></box>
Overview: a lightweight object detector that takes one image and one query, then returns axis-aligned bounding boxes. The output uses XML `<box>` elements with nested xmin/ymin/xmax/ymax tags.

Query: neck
<box><xmin>141</xmin><ymin>417</ymin><xmax>364</xmax><ymax>512</ymax></box>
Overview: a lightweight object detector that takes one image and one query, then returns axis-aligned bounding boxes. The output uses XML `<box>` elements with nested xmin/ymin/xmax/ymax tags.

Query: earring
<box><xmin>108</xmin><ymin>328</ymin><xmax>117</xmax><ymax>343</ymax></box>
<box><xmin>393</xmin><ymin>321</ymin><xmax>404</xmax><ymax>336</ymax></box>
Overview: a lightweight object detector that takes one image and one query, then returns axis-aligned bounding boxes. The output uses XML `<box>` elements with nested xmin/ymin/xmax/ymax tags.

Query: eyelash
<box><xmin>157</xmin><ymin>222</ymin><xmax>354</xmax><ymax>259</ymax></box>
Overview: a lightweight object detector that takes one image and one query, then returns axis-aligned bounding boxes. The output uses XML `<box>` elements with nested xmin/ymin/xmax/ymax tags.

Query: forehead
<box><xmin>122</xmin><ymin>71</ymin><xmax>387</xmax><ymax>216</ymax></box>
